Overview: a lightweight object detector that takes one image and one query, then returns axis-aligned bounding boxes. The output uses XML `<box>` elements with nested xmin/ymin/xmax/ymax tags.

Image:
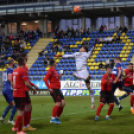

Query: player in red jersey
<box><xmin>118</xmin><ymin>63</ymin><xmax>134</xmax><ymax>114</ymax></box>
<box><xmin>11</xmin><ymin>57</ymin><xmax>36</xmax><ymax>134</ymax></box>
<box><xmin>19</xmin><ymin>52</ymin><xmax>38</xmax><ymax>131</ymax></box>
<box><xmin>95</xmin><ymin>65</ymin><xmax>116</xmax><ymax>121</ymax></box>
<box><xmin>44</xmin><ymin>59</ymin><xmax>65</xmax><ymax>124</ymax></box>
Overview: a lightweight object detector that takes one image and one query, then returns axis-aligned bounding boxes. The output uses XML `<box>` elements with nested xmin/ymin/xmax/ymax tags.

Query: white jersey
<box><xmin>63</xmin><ymin>47</ymin><xmax>94</xmax><ymax>71</ymax></box>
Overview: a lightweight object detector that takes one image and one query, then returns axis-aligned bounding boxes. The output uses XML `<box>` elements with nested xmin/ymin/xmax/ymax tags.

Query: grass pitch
<box><xmin>0</xmin><ymin>96</ymin><xmax>133</xmax><ymax>134</ymax></box>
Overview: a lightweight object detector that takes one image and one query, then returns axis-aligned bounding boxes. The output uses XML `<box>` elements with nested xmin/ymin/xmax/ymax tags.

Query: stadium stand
<box><xmin>28</xmin><ymin>30</ymin><xmax>134</xmax><ymax>81</ymax></box>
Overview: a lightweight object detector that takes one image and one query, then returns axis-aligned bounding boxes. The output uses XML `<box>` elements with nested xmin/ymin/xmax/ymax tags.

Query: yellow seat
<box><xmin>113</xmin><ymin>33</ymin><xmax>117</xmax><ymax>37</ymax></box>
<box><xmin>27</xmin><ymin>46</ymin><xmax>31</xmax><ymax>50</ymax></box>
<box><xmin>90</xmin><ymin>66</ymin><xmax>94</xmax><ymax>70</ymax></box>
<box><xmin>27</xmin><ymin>43</ymin><xmax>30</xmax><ymax>46</ymax></box>
<box><xmin>96</xmin><ymin>62</ymin><xmax>100</xmax><ymax>65</ymax></box>
<box><xmin>119</xmin><ymin>54</ymin><xmax>123</xmax><ymax>58</ymax></box>
<box><xmin>45</xmin><ymin>67</ymin><xmax>50</xmax><ymax>71</ymax></box>
<box><xmin>56</xmin><ymin>59</ymin><xmax>59</xmax><ymax>63</ymax></box>
<box><xmin>55</xmin><ymin>39</ymin><xmax>57</xmax><ymax>42</ymax></box>
<box><xmin>128</xmin><ymin>46</ymin><xmax>132</xmax><ymax>50</ymax></box>
<box><xmin>82</xmin><ymin>38</ymin><xmax>86</xmax><ymax>41</ymax></box>
<box><xmin>7</xmin><ymin>57</ymin><xmax>11</xmax><ymax>60</ymax></box>
<box><xmin>96</xmin><ymin>44</ymin><xmax>99</xmax><ymax>47</ymax></box>
<box><xmin>124</xmin><ymin>54</ymin><xmax>128</xmax><ymax>58</ymax></box>
<box><xmin>15</xmin><ymin>60</ymin><xmax>18</xmax><ymax>64</ymax></box>
<box><xmin>121</xmin><ymin>51</ymin><xmax>125</xmax><ymax>54</ymax></box>
<box><xmin>89</xmin><ymin>59</ymin><xmax>94</xmax><ymax>62</ymax></box>
<box><xmin>88</xmin><ymin>63</ymin><xmax>92</xmax><ymax>66</ymax></box>
<box><xmin>74</xmin><ymin>45</ymin><xmax>77</xmax><ymax>48</ymax></box>
<box><xmin>87</xmin><ymin>59</ymin><xmax>90</xmax><ymax>63</ymax></box>
<box><xmin>61</xmin><ymin>52</ymin><xmax>64</xmax><ymax>55</ymax></box>
<box><xmin>92</xmin><ymin>62</ymin><xmax>96</xmax><ymax>66</ymax></box>
<box><xmin>51</xmin><ymin>39</ymin><xmax>54</xmax><ymax>42</ymax></box>
<box><xmin>87</xmin><ymin>38</ymin><xmax>90</xmax><ymax>41</ymax></box>
<box><xmin>122</xmin><ymin>39</ymin><xmax>126</xmax><ymax>43</ymax></box>
<box><xmin>11</xmin><ymin>40</ymin><xmax>14</xmax><ymax>44</ymax></box>
<box><xmin>120</xmin><ymin>36</ymin><xmax>124</xmax><ymax>40</ymax></box>
<box><xmin>127</xmin><ymin>39</ymin><xmax>131</xmax><ymax>43</ymax></box>
<box><xmin>95</xmin><ymin>66</ymin><xmax>99</xmax><ymax>70</ymax></box>
<box><xmin>125</xmin><ymin>43</ymin><xmax>129</xmax><ymax>46</ymax></box>
<box><xmin>57</xmin><ymin>52</ymin><xmax>60</xmax><ymax>55</ymax></box>
<box><xmin>70</xmin><ymin>45</ymin><xmax>73</xmax><ymax>48</ymax></box>
<box><xmin>121</xmin><ymin>33</ymin><xmax>126</xmax><ymax>37</ymax></box>
<box><xmin>92</xmin><ymin>55</ymin><xmax>97</xmax><ymax>58</ymax></box>
<box><xmin>124</xmin><ymin>36</ymin><xmax>128</xmax><ymax>39</ymax></box>
<box><xmin>123</xmin><ymin>46</ymin><xmax>127</xmax><ymax>50</ymax></box>
<box><xmin>99</xmin><ymin>44</ymin><xmax>103</xmax><ymax>47</ymax></box>
<box><xmin>126</xmin><ymin>51</ymin><xmax>130</xmax><ymax>54</ymax></box>
<box><xmin>24</xmin><ymin>46</ymin><xmax>27</xmax><ymax>50</ymax></box>
<box><xmin>97</xmin><ymin>47</ymin><xmax>101</xmax><ymax>51</ymax></box>
<box><xmin>122</xmin><ymin>58</ymin><xmax>126</xmax><ymax>62</ymax></box>
<box><xmin>95</xmin><ymin>51</ymin><xmax>99</xmax><ymax>54</ymax></box>
<box><xmin>130</xmin><ymin>43</ymin><xmax>133</xmax><ymax>46</ymax></box>
<box><xmin>54</xmin><ymin>57</ymin><xmax>57</xmax><ymax>59</ymax></box>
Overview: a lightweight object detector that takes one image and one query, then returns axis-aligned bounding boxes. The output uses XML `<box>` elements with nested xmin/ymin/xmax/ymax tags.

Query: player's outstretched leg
<box><xmin>0</xmin><ymin>105</ymin><xmax>12</xmax><ymax>123</ymax></box>
<box><xmin>114</xmin><ymin>96</ymin><xmax>123</xmax><ymax>111</ymax></box>
<box><xmin>130</xmin><ymin>94</ymin><xmax>134</xmax><ymax>114</ymax></box>
<box><xmin>95</xmin><ymin>103</ymin><xmax>104</xmax><ymax>121</ymax></box>
<box><xmin>105</xmin><ymin>103</ymin><xmax>114</xmax><ymax>120</ymax></box>
<box><xmin>119</xmin><ymin>93</ymin><xmax>128</xmax><ymax>102</ymax></box>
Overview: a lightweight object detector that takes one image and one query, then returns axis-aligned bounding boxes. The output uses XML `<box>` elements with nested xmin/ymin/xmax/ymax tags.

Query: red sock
<box><xmin>27</xmin><ymin>111</ymin><xmax>31</xmax><ymax>126</ymax></box>
<box><xmin>130</xmin><ymin>95</ymin><xmax>134</xmax><ymax>107</ymax></box>
<box><xmin>14</xmin><ymin>116</ymin><xmax>23</xmax><ymax>131</ymax></box>
<box><xmin>57</xmin><ymin>107</ymin><xmax>63</xmax><ymax>117</ymax></box>
<box><xmin>18</xmin><ymin>116</ymin><xmax>23</xmax><ymax>132</ymax></box>
<box><xmin>52</xmin><ymin>105</ymin><xmax>59</xmax><ymax>117</ymax></box>
<box><xmin>96</xmin><ymin>103</ymin><xmax>104</xmax><ymax>116</ymax></box>
<box><xmin>24</xmin><ymin>112</ymin><xmax>29</xmax><ymax>127</ymax></box>
<box><xmin>107</xmin><ymin>103</ymin><xmax>114</xmax><ymax>116</ymax></box>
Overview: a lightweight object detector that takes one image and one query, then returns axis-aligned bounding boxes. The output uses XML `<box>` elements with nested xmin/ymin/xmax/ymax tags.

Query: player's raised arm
<box><xmin>87</xmin><ymin>46</ymin><xmax>95</xmax><ymax>58</ymax></box>
<box><xmin>62</xmin><ymin>53</ymin><xmax>75</xmax><ymax>58</ymax></box>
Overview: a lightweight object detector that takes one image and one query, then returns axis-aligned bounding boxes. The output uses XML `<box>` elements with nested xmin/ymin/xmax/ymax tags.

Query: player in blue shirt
<box><xmin>0</xmin><ymin>58</ymin><xmax>17</xmax><ymax>125</ymax></box>
<box><xmin>112</xmin><ymin>57</ymin><xmax>134</xmax><ymax>111</ymax></box>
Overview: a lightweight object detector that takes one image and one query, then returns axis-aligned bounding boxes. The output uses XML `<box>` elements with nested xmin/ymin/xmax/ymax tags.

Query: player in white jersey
<box><xmin>63</xmin><ymin>45</ymin><xmax>95</xmax><ymax>109</ymax></box>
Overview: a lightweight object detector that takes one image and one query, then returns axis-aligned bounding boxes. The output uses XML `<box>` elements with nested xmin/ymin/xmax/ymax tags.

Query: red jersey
<box><xmin>12</xmin><ymin>68</ymin><xmax>29</xmax><ymax>97</ymax></box>
<box><xmin>124</xmin><ymin>69</ymin><xmax>134</xmax><ymax>86</ymax></box>
<box><xmin>101</xmin><ymin>74</ymin><xmax>116</xmax><ymax>92</ymax></box>
<box><xmin>44</xmin><ymin>67</ymin><xmax>61</xmax><ymax>89</ymax></box>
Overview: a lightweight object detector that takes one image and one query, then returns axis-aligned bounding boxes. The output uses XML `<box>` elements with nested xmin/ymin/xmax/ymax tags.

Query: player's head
<box><xmin>50</xmin><ymin>59</ymin><xmax>56</xmax><ymax>68</ymax></box>
<box><xmin>19</xmin><ymin>52</ymin><xmax>28</xmax><ymax>63</ymax></box>
<box><xmin>106</xmin><ymin>65</ymin><xmax>112</xmax><ymax>76</ymax></box>
<box><xmin>128</xmin><ymin>63</ymin><xmax>133</xmax><ymax>71</ymax></box>
<box><xmin>114</xmin><ymin>57</ymin><xmax>121</xmax><ymax>63</ymax></box>
<box><xmin>79</xmin><ymin>46</ymin><xmax>88</xmax><ymax>52</ymax></box>
<box><xmin>18</xmin><ymin>57</ymin><xmax>25</xmax><ymax>67</ymax></box>
<box><xmin>8</xmin><ymin>58</ymin><xmax>14</xmax><ymax>68</ymax></box>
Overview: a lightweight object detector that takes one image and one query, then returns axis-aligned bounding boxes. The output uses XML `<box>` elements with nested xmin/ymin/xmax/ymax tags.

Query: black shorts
<box><xmin>51</xmin><ymin>89</ymin><xmax>64</xmax><ymax>103</ymax></box>
<box><xmin>100</xmin><ymin>91</ymin><xmax>114</xmax><ymax>104</ymax></box>
<box><xmin>25</xmin><ymin>91</ymin><xmax>31</xmax><ymax>104</ymax></box>
<box><xmin>112</xmin><ymin>82</ymin><xmax>124</xmax><ymax>92</ymax></box>
<box><xmin>125</xmin><ymin>85</ymin><xmax>134</xmax><ymax>90</ymax></box>
<box><xmin>14</xmin><ymin>97</ymin><xmax>26</xmax><ymax>110</ymax></box>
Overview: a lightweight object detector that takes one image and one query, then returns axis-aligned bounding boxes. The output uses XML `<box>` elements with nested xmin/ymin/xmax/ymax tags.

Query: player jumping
<box><xmin>112</xmin><ymin>57</ymin><xmax>134</xmax><ymax>111</ymax></box>
<box><xmin>12</xmin><ymin>57</ymin><xmax>37</xmax><ymax>134</ymax></box>
<box><xmin>0</xmin><ymin>58</ymin><xmax>17</xmax><ymax>125</ymax></box>
<box><xmin>62</xmin><ymin>45</ymin><xmax>95</xmax><ymax>109</ymax></box>
<box><xmin>19</xmin><ymin>52</ymin><xmax>38</xmax><ymax>131</ymax></box>
<box><xmin>117</xmin><ymin>63</ymin><xmax>134</xmax><ymax>114</ymax></box>
<box><xmin>95</xmin><ymin>66</ymin><xmax>115</xmax><ymax>121</ymax></box>
<box><xmin>44</xmin><ymin>59</ymin><xmax>65</xmax><ymax>124</ymax></box>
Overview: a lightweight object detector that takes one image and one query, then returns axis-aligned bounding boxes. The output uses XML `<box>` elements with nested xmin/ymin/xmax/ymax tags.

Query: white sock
<box><xmin>118</xmin><ymin>104</ymin><xmax>121</xmax><ymax>108</ymax></box>
<box><xmin>106</xmin><ymin>115</ymin><xmax>109</xmax><ymax>118</ymax></box>
<box><xmin>96</xmin><ymin>116</ymin><xmax>98</xmax><ymax>117</ymax></box>
<box><xmin>88</xmin><ymin>86</ymin><xmax>95</xmax><ymax>103</ymax></box>
<box><xmin>51</xmin><ymin>117</ymin><xmax>56</xmax><ymax>119</ymax></box>
<box><xmin>56</xmin><ymin>117</ymin><xmax>59</xmax><ymax>119</ymax></box>
<box><xmin>26</xmin><ymin>124</ymin><xmax>30</xmax><ymax>127</ymax></box>
<box><xmin>131</xmin><ymin>107</ymin><xmax>133</xmax><ymax>109</ymax></box>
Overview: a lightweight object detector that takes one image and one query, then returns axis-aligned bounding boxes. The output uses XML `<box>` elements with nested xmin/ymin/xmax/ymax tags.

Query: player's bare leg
<box><xmin>105</xmin><ymin>103</ymin><xmax>114</xmax><ymax>120</ymax></box>
<box><xmin>23</xmin><ymin>103</ymin><xmax>36</xmax><ymax>131</ymax></box>
<box><xmin>130</xmin><ymin>94</ymin><xmax>134</xmax><ymax>114</ymax></box>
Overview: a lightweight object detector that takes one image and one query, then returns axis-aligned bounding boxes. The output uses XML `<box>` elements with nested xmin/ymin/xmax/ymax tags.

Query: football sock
<box><xmin>18</xmin><ymin>116</ymin><xmax>23</xmax><ymax>132</ymax></box>
<box><xmin>114</xmin><ymin>96</ymin><xmax>120</xmax><ymax>106</ymax></box>
<box><xmin>107</xmin><ymin>103</ymin><xmax>114</xmax><ymax>116</ymax></box>
<box><xmin>2</xmin><ymin>106</ymin><xmax>12</xmax><ymax>118</ymax></box>
<box><xmin>96</xmin><ymin>103</ymin><xmax>104</xmax><ymax>116</ymax></box>
<box><xmin>124</xmin><ymin>87</ymin><xmax>133</xmax><ymax>93</ymax></box>
<box><xmin>119</xmin><ymin>94</ymin><xmax>127</xmax><ymax>100</ymax></box>
<box><xmin>14</xmin><ymin>115</ymin><xmax>22</xmax><ymax>129</ymax></box>
<box><xmin>88</xmin><ymin>86</ymin><xmax>95</xmax><ymax>103</ymax></box>
<box><xmin>10</xmin><ymin>105</ymin><xmax>17</xmax><ymax>121</ymax></box>
<box><xmin>57</xmin><ymin>107</ymin><xmax>63</xmax><ymax>117</ymax></box>
<box><xmin>130</xmin><ymin>95</ymin><xmax>134</xmax><ymax>108</ymax></box>
<box><xmin>24</xmin><ymin>111</ymin><xmax>29</xmax><ymax>127</ymax></box>
<box><xmin>52</xmin><ymin>105</ymin><xmax>59</xmax><ymax>118</ymax></box>
<box><xmin>27</xmin><ymin>111</ymin><xmax>31</xmax><ymax>126</ymax></box>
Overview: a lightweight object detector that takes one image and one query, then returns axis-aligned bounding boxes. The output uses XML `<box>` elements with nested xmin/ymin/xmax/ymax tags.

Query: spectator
<box><xmin>54</xmin><ymin>25</ymin><xmax>58</xmax><ymax>37</ymax></box>
<box><xmin>51</xmin><ymin>44</ymin><xmax>58</xmax><ymax>52</ymax></box>
<box><xmin>103</xmin><ymin>25</ymin><xmax>107</xmax><ymax>31</ymax></box>
<box><xmin>58</xmin><ymin>44</ymin><xmax>63</xmax><ymax>52</ymax></box>
<box><xmin>99</xmin><ymin>62</ymin><xmax>105</xmax><ymax>70</ymax></box>
<box><xmin>38</xmin><ymin>49</ymin><xmax>44</xmax><ymax>56</ymax></box>
<box><xmin>109</xmin><ymin>58</ymin><xmax>114</xmax><ymax>68</ymax></box>
<box><xmin>20</xmin><ymin>40</ymin><xmax>26</xmax><ymax>49</ymax></box>
<box><xmin>87</xmin><ymin>27</ymin><xmax>90</xmax><ymax>34</ymax></box>
<box><xmin>19</xmin><ymin>48</ymin><xmax>24</xmax><ymax>53</ymax></box>
<box><xmin>75</xmin><ymin>28</ymin><xmax>79</xmax><ymax>37</ymax></box>
<box><xmin>119</xmin><ymin>26</ymin><xmax>123</xmax><ymax>33</ymax></box>
<box><xmin>0</xmin><ymin>60</ymin><xmax>6</xmax><ymax>68</ymax></box>
<box><xmin>106</xmin><ymin>58</ymin><xmax>110</xmax><ymax>65</ymax></box>
<box><xmin>80</xmin><ymin>27</ymin><xmax>83</xmax><ymax>35</ymax></box>
<box><xmin>115</xmin><ymin>26</ymin><xmax>119</xmax><ymax>33</ymax></box>
<box><xmin>63</xmin><ymin>44</ymin><xmax>70</xmax><ymax>52</ymax></box>
<box><xmin>11</xmin><ymin>50</ymin><xmax>19</xmax><ymax>61</ymax></box>
<box><xmin>9</xmin><ymin>34</ymin><xmax>14</xmax><ymax>40</ymax></box>
<box><xmin>44</xmin><ymin>59</ymin><xmax>48</xmax><ymax>67</ymax></box>
<box><xmin>99</xmin><ymin>25</ymin><xmax>104</xmax><ymax>33</ymax></box>
<box><xmin>122</xmin><ymin>25</ymin><xmax>128</xmax><ymax>33</ymax></box>
<box><xmin>68</xmin><ymin>32</ymin><xmax>71</xmax><ymax>38</ymax></box>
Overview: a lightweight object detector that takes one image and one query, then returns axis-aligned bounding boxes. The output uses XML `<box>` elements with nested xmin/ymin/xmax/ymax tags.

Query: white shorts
<box><xmin>74</xmin><ymin>70</ymin><xmax>89</xmax><ymax>80</ymax></box>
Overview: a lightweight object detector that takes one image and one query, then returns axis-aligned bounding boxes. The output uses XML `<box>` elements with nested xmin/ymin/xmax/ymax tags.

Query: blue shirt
<box><xmin>3</xmin><ymin>67</ymin><xmax>13</xmax><ymax>92</ymax></box>
<box><xmin>112</xmin><ymin>63</ymin><xmax>123</xmax><ymax>78</ymax></box>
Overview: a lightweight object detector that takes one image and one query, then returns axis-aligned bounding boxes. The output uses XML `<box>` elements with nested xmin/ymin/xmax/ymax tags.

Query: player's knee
<box><xmin>25</xmin><ymin>103</ymin><xmax>32</xmax><ymax>111</ymax></box>
<box><xmin>110</xmin><ymin>103</ymin><xmax>114</xmax><ymax>108</ymax></box>
<box><xmin>56</xmin><ymin>102</ymin><xmax>62</xmax><ymax>107</ymax></box>
<box><xmin>62</xmin><ymin>100</ymin><xmax>66</xmax><ymax>107</ymax></box>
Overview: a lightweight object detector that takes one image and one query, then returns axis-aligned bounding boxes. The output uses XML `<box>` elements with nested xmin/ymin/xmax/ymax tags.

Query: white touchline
<box><xmin>31</xmin><ymin>105</ymin><xmax>128</xmax><ymax>121</ymax></box>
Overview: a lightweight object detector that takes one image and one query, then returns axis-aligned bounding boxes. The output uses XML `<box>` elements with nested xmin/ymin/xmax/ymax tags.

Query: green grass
<box><xmin>0</xmin><ymin>96</ymin><xmax>133</xmax><ymax>134</ymax></box>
